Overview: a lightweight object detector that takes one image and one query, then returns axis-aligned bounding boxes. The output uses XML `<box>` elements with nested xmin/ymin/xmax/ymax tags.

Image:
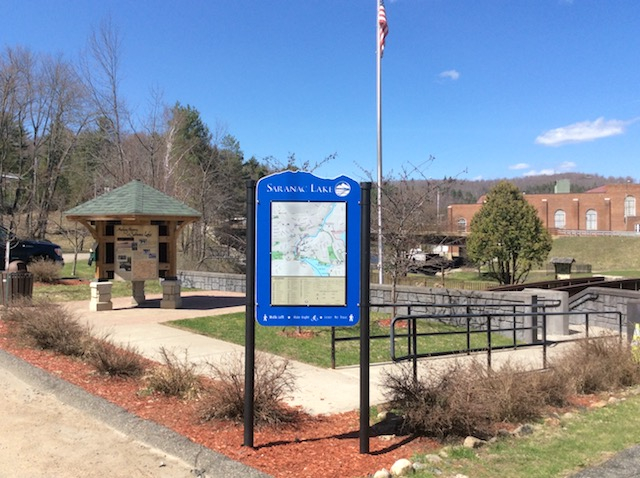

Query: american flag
<box><xmin>378</xmin><ymin>0</ymin><xmax>389</xmax><ymax>56</ymax></box>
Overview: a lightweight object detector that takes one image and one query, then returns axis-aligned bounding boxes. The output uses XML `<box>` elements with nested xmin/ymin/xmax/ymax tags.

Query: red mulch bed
<box><xmin>0</xmin><ymin>320</ymin><xmax>437</xmax><ymax>478</ymax></box>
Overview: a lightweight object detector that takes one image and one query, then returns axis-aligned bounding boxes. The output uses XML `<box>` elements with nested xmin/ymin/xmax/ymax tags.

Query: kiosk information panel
<box><xmin>256</xmin><ymin>171</ymin><xmax>361</xmax><ymax>327</ymax></box>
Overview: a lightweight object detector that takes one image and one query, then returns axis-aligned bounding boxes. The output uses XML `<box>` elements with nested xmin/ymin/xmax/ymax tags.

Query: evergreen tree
<box><xmin>466</xmin><ymin>181</ymin><xmax>552</xmax><ymax>285</ymax></box>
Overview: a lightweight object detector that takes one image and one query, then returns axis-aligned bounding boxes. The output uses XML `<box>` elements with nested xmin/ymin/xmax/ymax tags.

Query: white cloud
<box><xmin>520</xmin><ymin>162</ymin><xmax>576</xmax><ymax>177</ymax></box>
<box><xmin>523</xmin><ymin>169</ymin><xmax>556</xmax><ymax>177</ymax></box>
<box><xmin>558</xmin><ymin>161</ymin><xmax>576</xmax><ymax>171</ymax></box>
<box><xmin>509</xmin><ymin>163</ymin><xmax>530</xmax><ymax>170</ymax></box>
<box><xmin>439</xmin><ymin>70</ymin><xmax>460</xmax><ymax>81</ymax></box>
<box><xmin>535</xmin><ymin>117</ymin><xmax>630</xmax><ymax>146</ymax></box>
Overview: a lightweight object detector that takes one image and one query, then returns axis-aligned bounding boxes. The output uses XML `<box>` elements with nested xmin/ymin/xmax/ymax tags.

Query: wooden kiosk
<box><xmin>65</xmin><ymin>181</ymin><xmax>201</xmax><ymax>310</ymax></box>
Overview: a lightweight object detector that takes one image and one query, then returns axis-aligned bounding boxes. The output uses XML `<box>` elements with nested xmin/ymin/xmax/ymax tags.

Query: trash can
<box><xmin>1</xmin><ymin>262</ymin><xmax>34</xmax><ymax>305</ymax></box>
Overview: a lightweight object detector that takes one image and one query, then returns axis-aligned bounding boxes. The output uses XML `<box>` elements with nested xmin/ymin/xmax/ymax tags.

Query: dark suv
<box><xmin>0</xmin><ymin>226</ymin><xmax>64</xmax><ymax>269</ymax></box>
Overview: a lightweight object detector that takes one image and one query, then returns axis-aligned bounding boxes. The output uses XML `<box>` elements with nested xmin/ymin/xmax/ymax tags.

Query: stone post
<box><xmin>90</xmin><ymin>281</ymin><xmax>113</xmax><ymax>311</ymax></box>
<box><xmin>161</xmin><ymin>278</ymin><xmax>182</xmax><ymax>309</ymax></box>
<box><xmin>131</xmin><ymin>280</ymin><xmax>146</xmax><ymax>305</ymax></box>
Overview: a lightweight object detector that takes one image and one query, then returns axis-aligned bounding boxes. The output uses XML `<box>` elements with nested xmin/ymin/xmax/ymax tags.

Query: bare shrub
<box><xmin>85</xmin><ymin>337</ymin><xmax>146</xmax><ymax>378</ymax></box>
<box><xmin>145</xmin><ymin>347</ymin><xmax>201</xmax><ymax>398</ymax></box>
<box><xmin>550</xmin><ymin>337</ymin><xmax>640</xmax><ymax>394</ymax></box>
<box><xmin>1</xmin><ymin>298</ymin><xmax>48</xmax><ymax>324</ymax></box>
<box><xmin>531</xmin><ymin>368</ymin><xmax>574</xmax><ymax>408</ymax></box>
<box><xmin>481</xmin><ymin>361</ymin><xmax>549</xmax><ymax>423</ymax></box>
<box><xmin>199</xmin><ymin>352</ymin><xmax>297</xmax><ymax>426</ymax></box>
<box><xmin>27</xmin><ymin>258</ymin><xmax>62</xmax><ymax>283</ymax></box>
<box><xmin>384</xmin><ymin>360</ymin><xmax>553</xmax><ymax>440</ymax></box>
<box><xmin>384</xmin><ymin>362</ymin><xmax>501</xmax><ymax>439</ymax></box>
<box><xmin>10</xmin><ymin>301</ymin><xmax>89</xmax><ymax>356</ymax></box>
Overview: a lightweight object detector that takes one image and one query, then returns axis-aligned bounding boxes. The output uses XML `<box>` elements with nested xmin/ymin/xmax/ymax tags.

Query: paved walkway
<box><xmin>64</xmin><ymin>289</ymin><xmax>568</xmax><ymax>415</ymax></box>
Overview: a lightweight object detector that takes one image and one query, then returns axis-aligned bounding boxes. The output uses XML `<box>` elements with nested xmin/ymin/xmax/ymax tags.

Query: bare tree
<box><xmin>375</xmin><ymin>160</ymin><xmax>441</xmax><ymax>303</ymax></box>
<box><xmin>81</xmin><ymin>17</ymin><xmax>131</xmax><ymax>188</ymax></box>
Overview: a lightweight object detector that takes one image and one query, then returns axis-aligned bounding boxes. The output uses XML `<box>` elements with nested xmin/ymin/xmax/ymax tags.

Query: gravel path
<box><xmin>0</xmin><ymin>349</ymin><xmax>271</xmax><ymax>478</ymax></box>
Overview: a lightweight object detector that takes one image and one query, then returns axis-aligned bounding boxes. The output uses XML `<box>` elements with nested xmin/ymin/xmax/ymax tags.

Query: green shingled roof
<box><xmin>65</xmin><ymin>180</ymin><xmax>201</xmax><ymax>220</ymax></box>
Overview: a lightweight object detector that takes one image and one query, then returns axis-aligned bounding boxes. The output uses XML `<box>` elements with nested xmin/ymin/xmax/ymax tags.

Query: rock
<box><xmin>591</xmin><ymin>400</ymin><xmax>608</xmax><ymax>409</ymax></box>
<box><xmin>373</xmin><ymin>469</ymin><xmax>392</xmax><ymax>478</ymax></box>
<box><xmin>412</xmin><ymin>462</ymin><xmax>429</xmax><ymax>470</ymax></box>
<box><xmin>544</xmin><ymin>417</ymin><xmax>561</xmax><ymax>427</ymax></box>
<box><xmin>512</xmin><ymin>423</ymin><xmax>535</xmax><ymax>437</ymax></box>
<box><xmin>390</xmin><ymin>458</ymin><xmax>413</xmax><ymax>476</ymax></box>
<box><xmin>453</xmin><ymin>475</ymin><xmax>469</xmax><ymax>478</ymax></box>
<box><xmin>423</xmin><ymin>454</ymin><xmax>443</xmax><ymax>464</ymax></box>
<box><xmin>463</xmin><ymin>436</ymin><xmax>486</xmax><ymax>449</ymax></box>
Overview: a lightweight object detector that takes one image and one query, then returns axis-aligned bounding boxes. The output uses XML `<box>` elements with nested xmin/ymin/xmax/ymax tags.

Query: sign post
<box><xmin>245</xmin><ymin>171</ymin><xmax>370</xmax><ymax>453</ymax></box>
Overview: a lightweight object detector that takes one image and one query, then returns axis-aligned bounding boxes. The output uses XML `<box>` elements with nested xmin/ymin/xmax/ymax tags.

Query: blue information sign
<box><xmin>255</xmin><ymin>171</ymin><xmax>361</xmax><ymax>327</ymax></box>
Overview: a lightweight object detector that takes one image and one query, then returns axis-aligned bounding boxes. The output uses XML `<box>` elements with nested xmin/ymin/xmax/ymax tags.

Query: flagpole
<box><xmin>376</xmin><ymin>0</ymin><xmax>384</xmax><ymax>285</ymax></box>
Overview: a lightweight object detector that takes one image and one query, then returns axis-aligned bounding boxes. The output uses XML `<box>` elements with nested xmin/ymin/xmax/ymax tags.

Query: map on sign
<box><xmin>271</xmin><ymin>201</ymin><xmax>346</xmax><ymax>306</ymax></box>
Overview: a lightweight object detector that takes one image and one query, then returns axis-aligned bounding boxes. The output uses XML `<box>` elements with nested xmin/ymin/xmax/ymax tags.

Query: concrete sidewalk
<box><xmin>65</xmin><ymin>290</ymin><xmax>567</xmax><ymax>415</ymax></box>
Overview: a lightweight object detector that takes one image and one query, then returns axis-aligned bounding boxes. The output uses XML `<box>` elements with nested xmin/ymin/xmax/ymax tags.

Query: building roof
<box><xmin>64</xmin><ymin>180</ymin><xmax>201</xmax><ymax>221</ymax></box>
<box><xmin>551</xmin><ymin>257</ymin><xmax>575</xmax><ymax>264</ymax></box>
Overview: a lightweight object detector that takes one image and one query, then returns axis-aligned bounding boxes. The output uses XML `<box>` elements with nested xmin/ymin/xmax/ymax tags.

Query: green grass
<box><xmin>166</xmin><ymin>312</ymin><xmax>516</xmax><ymax>368</ymax></box>
<box><xmin>34</xmin><ymin>280</ymin><xmax>165</xmax><ymax>302</ymax></box>
<box><xmin>413</xmin><ymin>393</ymin><xmax>640</xmax><ymax>477</ymax></box>
<box><xmin>550</xmin><ymin>236</ymin><xmax>640</xmax><ymax>273</ymax></box>
<box><xmin>34</xmin><ymin>258</ymin><xmax>166</xmax><ymax>302</ymax></box>
<box><xmin>60</xmin><ymin>259</ymin><xmax>95</xmax><ymax>280</ymax></box>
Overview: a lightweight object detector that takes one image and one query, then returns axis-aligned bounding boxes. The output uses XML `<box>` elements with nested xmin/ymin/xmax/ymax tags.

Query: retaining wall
<box><xmin>569</xmin><ymin>287</ymin><xmax>640</xmax><ymax>330</ymax></box>
<box><xmin>176</xmin><ymin>270</ymin><xmax>570</xmax><ymax>341</ymax></box>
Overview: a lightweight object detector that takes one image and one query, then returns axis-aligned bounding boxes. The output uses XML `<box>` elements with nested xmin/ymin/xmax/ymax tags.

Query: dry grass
<box><xmin>145</xmin><ymin>347</ymin><xmax>202</xmax><ymax>398</ymax></box>
<box><xmin>27</xmin><ymin>258</ymin><xmax>62</xmax><ymax>283</ymax></box>
<box><xmin>198</xmin><ymin>352</ymin><xmax>298</xmax><ymax>426</ymax></box>
<box><xmin>85</xmin><ymin>337</ymin><xmax>147</xmax><ymax>378</ymax></box>
<box><xmin>4</xmin><ymin>300</ymin><xmax>89</xmax><ymax>356</ymax></box>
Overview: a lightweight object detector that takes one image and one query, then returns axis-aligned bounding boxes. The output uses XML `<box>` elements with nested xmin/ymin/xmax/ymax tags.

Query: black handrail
<box><xmin>389</xmin><ymin>309</ymin><xmax>623</xmax><ymax>378</ymax></box>
<box><xmin>330</xmin><ymin>299</ymin><xmax>562</xmax><ymax>368</ymax></box>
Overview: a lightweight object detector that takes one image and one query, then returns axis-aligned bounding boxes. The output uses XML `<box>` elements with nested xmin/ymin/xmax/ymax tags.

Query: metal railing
<box><xmin>329</xmin><ymin>298</ymin><xmax>561</xmax><ymax>369</ymax></box>
<box><xmin>390</xmin><ymin>308</ymin><xmax>623</xmax><ymax>381</ymax></box>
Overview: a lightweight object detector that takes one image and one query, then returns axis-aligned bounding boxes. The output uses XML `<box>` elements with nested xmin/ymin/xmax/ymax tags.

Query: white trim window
<box><xmin>554</xmin><ymin>210</ymin><xmax>566</xmax><ymax>229</ymax></box>
<box><xmin>585</xmin><ymin>209</ymin><xmax>597</xmax><ymax>230</ymax></box>
<box><xmin>625</xmin><ymin>196</ymin><xmax>636</xmax><ymax>218</ymax></box>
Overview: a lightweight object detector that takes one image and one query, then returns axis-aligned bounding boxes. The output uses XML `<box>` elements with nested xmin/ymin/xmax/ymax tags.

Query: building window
<box><xmin>554</xmin><ymin>210</ymin><xmax>566</xmax><ymax>229</ymax></box>
<box><xmin>585</xmin><ymin>209</ymin><xmax>597</xmax><ymax>230</ymax></box>
<box><xmin>457</xmin><ymin>218</ymin><xmax>467</xmax><ymax>233</ymax></box>
<box><xmin>625</xmin><ymin>196</ymin><xmax>636</xmax><ymax>218</ymax></box>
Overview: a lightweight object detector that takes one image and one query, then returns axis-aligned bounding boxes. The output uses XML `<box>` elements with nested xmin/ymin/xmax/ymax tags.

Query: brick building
<box><xmin>447</xmin><ymin>183</ymin><xmax>640</xmax><ymax>236</ymax></box>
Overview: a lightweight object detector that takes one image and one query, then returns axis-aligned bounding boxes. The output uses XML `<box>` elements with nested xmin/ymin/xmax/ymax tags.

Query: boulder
<box><xmin>390</xmin><ymin>458</ymin><xmax>413</xmax><ymax>476</ymax></box>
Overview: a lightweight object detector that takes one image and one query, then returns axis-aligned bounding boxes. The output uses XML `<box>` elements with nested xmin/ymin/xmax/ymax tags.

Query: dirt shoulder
<box><xmin>0</xmin><ymin>349</ymin><xmax>270</xmax><ymax>478</ymax></box>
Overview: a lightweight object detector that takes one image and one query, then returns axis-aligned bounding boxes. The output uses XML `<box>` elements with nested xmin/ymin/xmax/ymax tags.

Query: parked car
<box><xmin>0</xmin><ymin>226</ymin><xmax>64</xmax><ymax>270</ymax></box>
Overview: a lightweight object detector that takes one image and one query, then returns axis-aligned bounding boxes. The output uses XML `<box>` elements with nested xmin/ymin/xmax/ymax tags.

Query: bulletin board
<box><xmin>114</xmin><ymin>225</ymin><xmax>159</xmax><ymax>281</ymax></box>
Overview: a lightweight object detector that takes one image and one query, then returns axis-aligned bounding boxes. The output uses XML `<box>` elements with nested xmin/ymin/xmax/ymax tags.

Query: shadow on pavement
<box><xmin>133</xmin><ymin>295</ymin><xmax>246</xmax><ymax>311</ymax></box>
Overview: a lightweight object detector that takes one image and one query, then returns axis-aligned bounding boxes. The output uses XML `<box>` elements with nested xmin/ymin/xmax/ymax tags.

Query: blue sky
<box><xmin>3</xmin><ymin>0</ymin><xmax>640</xmax><ymax>182</ymax></box>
